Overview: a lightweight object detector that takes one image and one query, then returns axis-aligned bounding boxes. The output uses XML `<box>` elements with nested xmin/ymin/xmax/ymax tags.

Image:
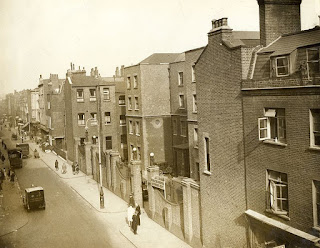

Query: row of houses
<box><xmin>1</xmin><ymin>0</ymin><xmax>320</xmax><ymax>247</ymax></box>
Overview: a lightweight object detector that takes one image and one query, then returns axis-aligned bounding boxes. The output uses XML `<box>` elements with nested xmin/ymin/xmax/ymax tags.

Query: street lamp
<box><xmin>150</xmin><ymin>152</ymin><xmax>154</xmax><ymax>167</ymax></box>
<box><xmin>85</xmin><ymin>117</ymin><xmax>104</xmax><ymax>209</ymax></box>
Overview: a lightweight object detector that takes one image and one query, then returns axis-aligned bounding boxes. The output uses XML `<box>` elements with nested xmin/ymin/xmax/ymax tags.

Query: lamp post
<box><xmin>85</xmin><ymin>117</ymin><xmax>104</xmax><ymax>209</ymax></box>
<box><xmin>150</xmin><ymin>152</ymin><xmax>155</xmax><ymax>167</ymax></box>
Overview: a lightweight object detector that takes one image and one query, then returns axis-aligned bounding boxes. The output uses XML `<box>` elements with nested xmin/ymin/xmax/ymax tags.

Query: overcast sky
<box><xmin>0</xmin><ymin>0</ymin><xmax>319</xmax><ymax>95</ymax></box>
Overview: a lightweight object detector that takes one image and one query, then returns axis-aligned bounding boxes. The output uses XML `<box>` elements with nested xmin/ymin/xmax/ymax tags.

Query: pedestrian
<box><xmin>3</xmin><ymin>168</ymin><xmax>6</xmax><ymax>180</ymax></box>
<box><xmin>10</xmin><ymin>171</ymin><xmax>15</xmax><ymax>182</ymax></box>
<box><xmin>72</xmin><ymin>162</ymin><xmax>76</xmax><ymax>175</ymax></box>
<box><xmin>1</xmin><ymin>154</ymin><xmax>5</xmax><ymax>164</ymax></box>
<box><xmin>127</xmin><ymin>205</ymin><xmax>134</xmax><ymax>227</ymax></box>
<box><xmin>61</xmin><ymin>163</ymin><xmax>67</xmax><ymax>174</ymax></box>
<box><xmin>129</xmin><ymin>193</ymin><xmax>135</xmax><ymax>207</ymax></box>
<box><xmin>135</xmin><ymin>204</ymin><xmax>141</xmax><ymax>226</ymax></box>
<box><xmin>55</xmin><ymin>160</ymin><xmax>59</xmax><ymax>171</ymax></box>
<box><xmin>7</xmin><ymin>168</ymin><xmax>11</xmax><ymax>179</ymax></box>
<box><xmin>132</xmin><ymin>210</ymin><xmax>139</xmax><ymax>234</ymax></box>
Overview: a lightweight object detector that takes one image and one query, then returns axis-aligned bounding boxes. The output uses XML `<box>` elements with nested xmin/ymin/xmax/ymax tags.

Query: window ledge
<box><xmin>103</xmin><ymin>100</ymin><xmax>111</xmax><ymax>102</ymax></box>
<box><xmin>309</xmin><ymin>147</ymin><xmax>320</xmax><ymax>152</ymax></box>
<box><xmin>136</xmin><ymin>134</ymin><xmax>140</xmax><ymax>137</ymax></box>
<box><xmin>179</xmin><ymin>107</ymin><xmax>186</xmax><ymax>110</ymax></box>
<box><xmin>194</xmin><ymin>146</ymin><xmax>198</xmax><ymax>149</ymax></box>
<box><xmin>263</xmin><ymin>140</ymin><xmax>287</xmax><ymax>147</ymax></box>
<box><xmin>178</xmin><ymin>85</ymin><xmax>184</xmax><ymax>87</ymax></box>
<box><xmin>203</xmin><ymin>170</ymin><xmax>211</xmax><ymax>176</ymax></box>
<box><xmin>192</xmin><ymin>111</ymin><xmax>197</xmax><ymax>114</ymax></box>
<box><xmin>265</xmin><ymin>209</ymin><xmax>290</xmax><ymax>221</ymax></box>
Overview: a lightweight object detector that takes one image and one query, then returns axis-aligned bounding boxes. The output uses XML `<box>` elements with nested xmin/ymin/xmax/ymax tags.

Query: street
<box><xmin>0</xmin><ymin>129</ymin><xmax>135</xmax><ymax>248</ymax></box>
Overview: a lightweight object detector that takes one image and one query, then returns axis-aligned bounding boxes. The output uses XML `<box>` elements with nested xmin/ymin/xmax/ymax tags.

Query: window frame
<box><xmin>306</xmin><ymin>46</ymin><xmax>320</xmax><ymax>80</ymax></box>
<box><xmin>129</xmin><ymin>120</ymin><xmax>133</xmax><ymax>134</ymax></box>
<box><xmin>266</xmin><ymin>170</ymin><xmax>289</xmax><ymax>216</ymax></box>
<box><xmin>120</xmin><ymin>115</ymin><xmax>126</xmax><ymax>126</ymax></box>
<box><xmin>275</xmin><ymin>56</ymin><xmax>289</xmax><ymax>77</ymax></box>
<box><xmin>192</xmin><ymin>94</ymin><xmax>197</xmax><ymax>113</ymax></box>
<box><xmin>134</xmin><ymin>97</ymin><xmax>139</xmax><ymax>110</ymax></box>
<box><xmin>204</xmin><ymin>136</ymin><xmax>210</xmax><ymax>173</ymax></box>
<box><xmin>133</xmin><ymin>75</ymin><xmax>138</xmax><ymax>89</ymax></box>
<box><xmin>128</xmin><ymin>96</ymin><xmax>132</xmax><ymax>110</ymax></box>
<box><xmin>90</xmin><ymin>113</ymin><xmax>97</xmax><ymax>126</ymax></box>
<box><xmin>194</xmin><ymin>127</ymin><xmax>198</xmax><ymax>148</ymax></box>
<box><xmin>105</xmin><ymin>136</ymin><xmax>112</xmax><ymax>150</ymax></box>
<box><xmin>173</xmin><ymin>119</ymin><xmax>177</xmax><ymax>135</ymax></box>
<box><xmin>77</xmin><ymin>113</ymin><xmax>85</xmax><ymax>126</ymax></box>
<box><xmin>127</xmin><ymin>77</ymin><xmax>131</xmax><ymax>89</ymax></box>
<box><xmin>191</xmin><ymin>65</ymin><xmax>196</xmax><ymax>83</ymax></box>
<box><xmin>103</xmin><ymin>87</ymin><xmax>110</xmax><ymax>101</ymax></box>
<box><xmin>179</xmin><ymin>94</ymin><xmax>185</xmax><ymax>109</ymax></box>
<box><xmin>258</xmin><ymin>108</ymin><xmax>286</xmax><ymax>144</ymax></box>
<box><xmin>119</xmin><ymin>95</ymin><xmax>125</xmax><ymax>106</ymax></box>
<box><xmin>310</xmin><ymin>109</ymin><xmax>320</xmax><ymax>148</ymax></box>
<box><xmin>105</xmin><ymin>112</ymin><xmax>111</xmax><ymax>125</ymax></box>
<box><xmin>135</xmin><ymin>121</ymin><xmax>140</xmax><ymax>136</ymax></box>
<box><xmin>89</xmin><ymin>88</ymin><xmax>96</xmax><ymax>101</ymax></box>
<box><xmin>178</xmin><ymin>72</ymin><xmax>184</xmax><ymax>86</ymax></box>
<box><xmin>76</xmin><ymin>89</ymin><xmax>84</xmax><ymax>102</ymax></box>
<box><xmin>313</xmin><ymin>180</ymin><xmax>320</xmax><ymax>229</ymax></box>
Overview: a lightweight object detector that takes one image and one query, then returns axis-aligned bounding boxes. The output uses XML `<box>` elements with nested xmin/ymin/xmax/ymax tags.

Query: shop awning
<box><xmin>245</xmin><ymin>209</ymin><xmax>320</xmax><ymax>245</ymax></box>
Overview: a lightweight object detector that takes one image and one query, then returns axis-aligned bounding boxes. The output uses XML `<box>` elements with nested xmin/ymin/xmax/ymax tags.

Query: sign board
<box><xmin>151</xmin><ymin>178</ymin><xmax>165</xmax><ymax>190</ymax></box>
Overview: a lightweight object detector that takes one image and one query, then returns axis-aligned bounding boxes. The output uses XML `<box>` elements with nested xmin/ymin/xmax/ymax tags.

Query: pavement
<box><xmin>0</xmin><ymin>127</ymin><xmax>192</xmax><ymax>248</ymax></box>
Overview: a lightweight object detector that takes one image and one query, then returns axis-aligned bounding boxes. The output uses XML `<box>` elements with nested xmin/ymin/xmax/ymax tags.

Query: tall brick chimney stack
<box><xmin>258</xmin><ymin>0</ymin><xmax>302</xmax><ymax>47</ymax></box>
<box><xmin>208</xmin><ymin>17</ymin><xmax>233</xmax><ymax>43</ymax></box>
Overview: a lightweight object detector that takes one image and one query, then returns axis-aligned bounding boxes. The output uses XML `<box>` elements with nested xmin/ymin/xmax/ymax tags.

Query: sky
<box><xmin>0</xmin><ymin>0</ymin><xmax>319</xmax><ymax>95</ymax></box>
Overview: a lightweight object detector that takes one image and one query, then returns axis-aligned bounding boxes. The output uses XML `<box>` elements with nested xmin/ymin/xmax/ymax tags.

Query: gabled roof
<box><xmin>139</xmin><ymin>53</ymin><xmax>181</xmax><ymax>64</ymax></box>
<box><xmin>223</xmin><ymin>31</ymin><xmax>260</xmax><ymax>48</ymax></box>
<box><xmin>258</xmin><ymin>26</ymin><xmax>320</xmax><ymax>56</ymax></box>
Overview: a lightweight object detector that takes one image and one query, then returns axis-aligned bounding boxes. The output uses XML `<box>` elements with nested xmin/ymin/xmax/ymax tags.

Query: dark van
<box><xmin>23</xmin><ymin>186</ymin><xmax>46</xmax><ymax>211</ymax></box>
<box><xmin>16</xmin><ymin>143</ymin><xmax>29</xmax><ymax>158</ymax></box>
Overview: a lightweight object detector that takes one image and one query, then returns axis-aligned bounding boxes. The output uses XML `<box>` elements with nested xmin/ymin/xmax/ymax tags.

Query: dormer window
<box><xmin>275</xmin><ymin>57</ymin><xmax>289</xmax><ymax>77</ymax></box>
<box><xmin>307</xmin><ymin>47</ymin><xmax>320</xmax><ymax>78</ymax></box>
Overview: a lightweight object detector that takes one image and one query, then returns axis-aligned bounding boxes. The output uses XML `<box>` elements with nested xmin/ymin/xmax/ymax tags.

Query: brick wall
<box><xmin>243</xmin><ymin>87</ymin><xmax>320</xmax><ymax>235</ymax></box>
<box><xmin>258</xmin><ymin>0</ymin><xmax>301</xmax><ymax>46</ymax></box>
<box><xmin>196</xmin><ymin>29</ymin><xmax>247</xmax><ymax>247</ymax></box>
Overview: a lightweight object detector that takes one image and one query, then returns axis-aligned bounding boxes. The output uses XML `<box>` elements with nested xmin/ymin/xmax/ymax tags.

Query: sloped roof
<box><xmin>71</xmin><ymin>75</ymin><xmax>107</xmax><ymax>87</ymax></box>
<box><xmin>139</xmin><ymin>53</ymin><xmax>181</xmax><ymax>64</ymax></box>
<box><xmin>224</xmin><ymin>31</ymin><xmax>260</xmax><ymax>48</ymax></box>
<box><xmin>258</xmin><ymin>26</ymin><xmax>320</xmax><ymax>56</ymax></box>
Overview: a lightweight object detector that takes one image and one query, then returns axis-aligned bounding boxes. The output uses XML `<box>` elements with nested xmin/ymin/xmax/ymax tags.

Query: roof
<box><xmin>258</xmin><ymin>26</ymin><xmax>320</xmax><ymax>56</ymax></box>
<box><xmin>223</xmin><ymin>31</ymin><xmax>260</xmax><ymax>48</ymax></box>
<box><xmin>71</xmin><ymin>75</ymin><xmax>108</xmax><ymax>87</ymax></box>
<box><xmin>25</xmin><ymin>186</ymin><xmax>44</xmax><ymax>192</ymax></box>
<box><xmin>139</xmin><ymin>53</ymin><xmax>181</xmax><ymax>64</ymax></box>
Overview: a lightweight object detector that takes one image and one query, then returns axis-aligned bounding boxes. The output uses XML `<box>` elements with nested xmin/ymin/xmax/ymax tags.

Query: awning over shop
<box><xmin>245</xmin><ymin>209</ymin><xmax>320</xmax><ymax>245</ymax></box>
<box><xmin>173</xmin><ymin>143</ymin><xmax>189</xmax><ymax>150</ymax></box>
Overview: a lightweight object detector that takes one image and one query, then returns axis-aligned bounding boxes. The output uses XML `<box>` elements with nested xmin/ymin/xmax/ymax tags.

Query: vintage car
<box><xmin>23</xmin><ymin>186</ymin><xmax>46</xmax><ymax>211</ymax></box>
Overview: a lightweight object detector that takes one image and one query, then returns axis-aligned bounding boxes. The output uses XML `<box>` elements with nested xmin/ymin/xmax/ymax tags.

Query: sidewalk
<box><xmin>0</xmin><ymin>176</ymin><xmax>28</xmax><ymax>238</ymax></box>
<box><xmin>28</xmin><ymin>142</ymin><xmax>192</xmax><ymax>248</ymax></box>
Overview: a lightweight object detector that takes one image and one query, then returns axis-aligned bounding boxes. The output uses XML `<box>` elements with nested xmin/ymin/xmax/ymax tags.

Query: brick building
<box><xmin>124</xmin><ymin>53</ymin><xmax>180</xmax><ymax>171</ymax></box>
<box><xmin>169</xmin><ymin>47</ymin><xmax>204</xmax><ymax>180</ymax></box>
<box><xmin>38</xmin><ymin>74</ymin><xmax>63</xmax><ymax>142</ymax></box>
<box><xmin>243</xmin><ymin>0</ymin><xmax>320</xmax><ymax>246</ymax></box>
<box><xmin>64</xmin><ymin>64</ymin><xmax>125</xmax><ymax>165</ymax></box>
<box><xmin>195</xmin><ymin>18</ymin><xmax>259</xmax><ymax>247</ymax></box>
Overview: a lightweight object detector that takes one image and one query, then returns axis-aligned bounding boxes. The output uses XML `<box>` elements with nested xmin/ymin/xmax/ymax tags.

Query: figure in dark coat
<box><xmin>136</xmin><ymin>204</ymin><xmax>141</xmax><ymax>226</ymax></box>
<box><xmin>55</xmin><ymin>160</ymin><xmax>59</xmax><ymax>171</ymax></box>
<box><xmin>10</xmin><ymin>172</ymin><xmax>15</xmax><ymax>182</ymax></box>
<box><xmin>132</xmin><ymin>211</ymin><xmax>139</xmax><ymax>234</ymax></box>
